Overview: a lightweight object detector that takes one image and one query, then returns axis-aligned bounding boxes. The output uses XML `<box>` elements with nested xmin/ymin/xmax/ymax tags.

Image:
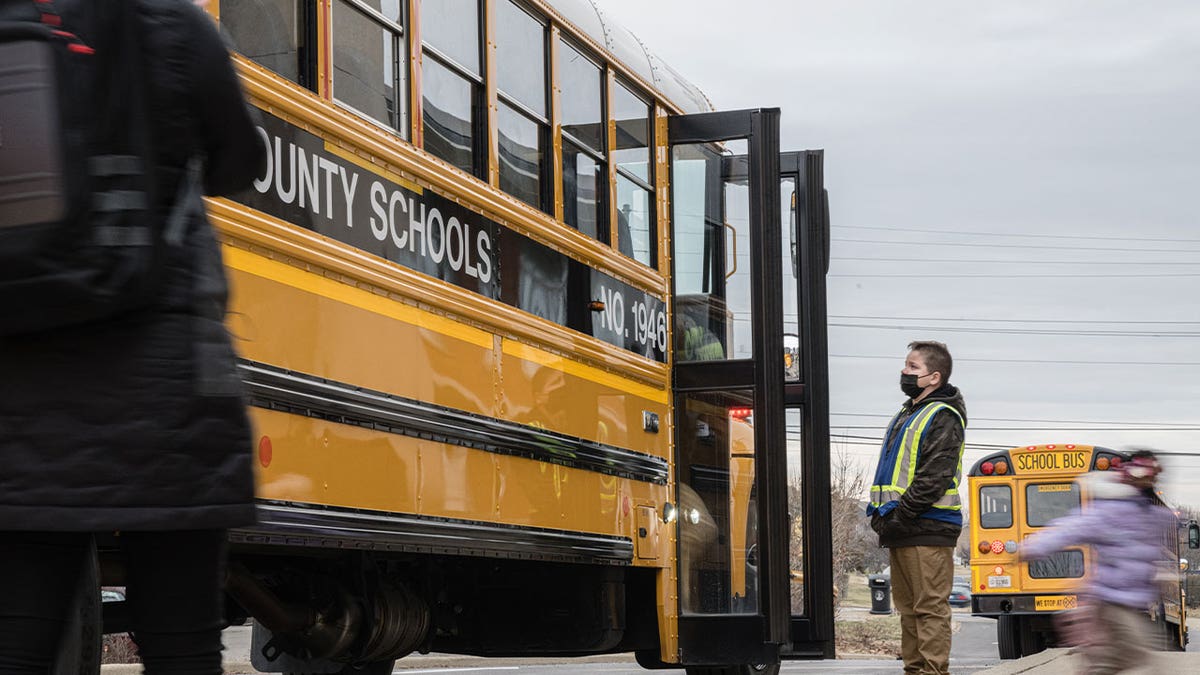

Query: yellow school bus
<box><xmin>968</xmin><ymin>444</ymin><xmax>1200</xmax><ymax>659</ymax></box>
<box><xmin>91</xmin><ymin>2</ymin><xmax>839</xmax><ymax>673</ymax></box>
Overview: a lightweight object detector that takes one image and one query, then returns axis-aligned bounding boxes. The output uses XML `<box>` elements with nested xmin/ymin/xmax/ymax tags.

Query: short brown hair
<box><xmin>908</xmin><ymin>340</ymin><xmax>952</xmax><ymax>383</ymax></box>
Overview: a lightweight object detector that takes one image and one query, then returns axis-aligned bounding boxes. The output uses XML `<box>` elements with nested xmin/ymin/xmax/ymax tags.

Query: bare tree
<box><xmin>829</xmin><ymin>449</ymin><xmax>876</xmax><ymax>613</ymax></box>
<box><xmin>956</xmin><ymin>507</ymin><xmax>973</xmax><ymax>565</ymax></box>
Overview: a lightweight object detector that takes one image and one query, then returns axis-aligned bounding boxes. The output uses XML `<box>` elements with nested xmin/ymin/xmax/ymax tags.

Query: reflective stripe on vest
<box><xmin>869</xmin><ymin>401</ymin><xmax>966</xmax><ymax>516</ymax></box>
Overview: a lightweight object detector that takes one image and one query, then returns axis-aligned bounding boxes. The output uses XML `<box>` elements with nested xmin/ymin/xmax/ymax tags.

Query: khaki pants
<box><xmin>890</xmin><ymin>546</ymin><xmax>953</xmax><ymax>675</ymax></box>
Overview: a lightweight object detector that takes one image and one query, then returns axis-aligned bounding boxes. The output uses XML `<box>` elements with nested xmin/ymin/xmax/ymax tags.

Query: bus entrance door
<box><xmin>667</xmin><ymin>110</ymin><xmax>833</xmax><ymax>669</ymax></box>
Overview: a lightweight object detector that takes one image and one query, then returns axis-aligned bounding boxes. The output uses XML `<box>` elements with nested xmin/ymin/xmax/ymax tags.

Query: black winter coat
<box><xmin>0</xmin><ymin>0</ymin><xmax>264</xmax><ymax>531</ymax></box>
<box><xmin>870</xmin><ymin>384</ymin><xmax>967</xmax><ymax>548</ymax></box>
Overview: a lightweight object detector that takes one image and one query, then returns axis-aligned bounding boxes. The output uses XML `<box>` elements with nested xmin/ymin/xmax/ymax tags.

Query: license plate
<box><xmin>987</xmin><ymin>575</ymin><xmax>1011</xmax><ymax>588</ymax></box>
<box><xmin>1035</xmin><ymin>595</ymin><xmax>1077</xmax><ymax>611</ymax></box>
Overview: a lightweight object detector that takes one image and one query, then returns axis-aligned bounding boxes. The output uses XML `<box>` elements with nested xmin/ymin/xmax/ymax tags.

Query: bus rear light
<box><xmin>1005</xmin><ymin>540</ymin><xmax>1018</xmax><ymax>553</ymax></box>
<box><xmin>258</xmin><ymin>436</ymin><xmax>273</xmax><ymax>468</ymax></box>
<box><xmin>981</xmin><ymin>462</ymin><xmax>994</xmax><ymax>475</ymax></box>
<box><xmin>978</xmin><ymin>541</ymin><xmax>991</xmax><ymax>553</ymax></box>
<box><xmin>994</xmin><ymin>460</ymin><xmax>1009</xmax><ymax>475</ymax></box>
<box><xmin>1110</xmin><ymin>456</ymin><xmax>1122</xmax><ymax>468</ymax></box>
<box><xmin>1096</xmin><ymin>457</ymin><xmax>1110</xmax><ymax>470</ymax></box>
<box><xmin>990</xmin><ymin>540</ymin><xmax>1005</xmax><ymax>554</ymax></box>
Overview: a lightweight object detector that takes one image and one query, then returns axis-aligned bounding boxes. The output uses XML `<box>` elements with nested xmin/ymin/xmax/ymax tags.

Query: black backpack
<box><xmin>0</xmin><ymin>0</ymin><xmax>193</xmax><ymax>336</ymax></box>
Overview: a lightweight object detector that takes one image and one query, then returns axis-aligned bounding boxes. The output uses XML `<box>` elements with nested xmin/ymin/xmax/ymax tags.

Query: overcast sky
<box><xmin>597</xmin><ymin>0</ymin><xmax>1200</xmax><ymax>508</ymax></box>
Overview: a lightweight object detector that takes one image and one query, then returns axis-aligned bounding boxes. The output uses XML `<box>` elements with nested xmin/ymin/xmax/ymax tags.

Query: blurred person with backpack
<box><xmin>1020</xmin><ymin>450</ymin><xmax>1177</xmax><ymax>674</ymax></box>
<box><xmin>0</xmin><ymin>0</ymin><xmax>263</xmax><ymax>673</ymax></box>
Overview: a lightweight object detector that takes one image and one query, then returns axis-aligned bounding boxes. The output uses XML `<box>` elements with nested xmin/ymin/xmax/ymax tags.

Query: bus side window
<box><xmin>1189</xmin><ymin>522</ymin><xmax>1199</xmax><ymax>549</ymax></box>
<box><xmin>331</xmin><ymin>0</ymin><xmax>409</xmax><ymax>135</ymax></box>
<box><xmin>222</xmin><ymin>0</ymin><xmax>312</xmax><ymax>89</ymax></box>
<box><xmin>978</xmin><ymin>485</ymin><xmax>1012</xmax><ymax>529</ymax></box>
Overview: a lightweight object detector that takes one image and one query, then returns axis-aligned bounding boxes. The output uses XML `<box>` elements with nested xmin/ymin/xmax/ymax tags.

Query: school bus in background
<box><xmin>85</xmin><ymin>2</ymin><xmax>835</xmax><ymax>673</ymax></box>
<box><xmin>968</xmin><ymin>444</ymin><xmax>1200</xmax><ymax>660</ymax></box>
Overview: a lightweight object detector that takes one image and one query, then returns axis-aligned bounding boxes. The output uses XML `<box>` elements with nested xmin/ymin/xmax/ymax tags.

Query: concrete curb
<box><xmin>973</xmin><ymin>648</ymin><xmax>1069</xmax><ymax>675</ymax></box>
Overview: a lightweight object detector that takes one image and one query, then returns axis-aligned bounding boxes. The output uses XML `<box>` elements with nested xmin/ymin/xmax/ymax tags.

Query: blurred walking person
<box><xmin>1021</xmin><ymin>450</ymin><xmax>1176</xmax><ymax>674</ymax></box>
<box><xmin>0</xmin><ymin>1</ymin><xmax>262</xmax><ymax>673</ymax></box>
<box><xmin>866</xmin><ymin>341</ymin><xmax>967</xmax><ymax>675</ymax></box>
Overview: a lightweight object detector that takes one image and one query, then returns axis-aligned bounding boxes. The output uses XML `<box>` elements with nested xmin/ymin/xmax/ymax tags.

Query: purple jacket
<box><xmin>1021</xmin><ymin>473</ymin><xmax>1176</xmax><ymax>609</ymax></box>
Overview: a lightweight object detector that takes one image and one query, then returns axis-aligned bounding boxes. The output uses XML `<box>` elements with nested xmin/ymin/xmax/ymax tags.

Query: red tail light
<box><xmin>981</xmin><ymin>462</ymin><xmax>994</xmax><ymax>475</ymax></box>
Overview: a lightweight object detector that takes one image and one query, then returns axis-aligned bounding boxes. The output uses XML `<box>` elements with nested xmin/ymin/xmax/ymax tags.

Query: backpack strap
<box><xmin>163</xmin><ymin>157</ymin><xmax>202</xmax><ymax>247</ymax></box>
<box><xmin>31</xmin><ymin>0</ymin><xmax>95</xmax><ymax>53</ymax></box>
<box><xmin>92</xmin><ymin>158</ymin><xmax>201</xmax><ymax>249</ymax></box>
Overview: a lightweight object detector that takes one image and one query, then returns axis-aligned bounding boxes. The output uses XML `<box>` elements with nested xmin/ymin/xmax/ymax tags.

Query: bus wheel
<box><xmin>997</xmin><ymin>615</ymin><xmax>1022</xmax><ymax>660</ymax></box>
<box><xmin>1164</xmin><ymin>620</ymin><xmax>1184</xmax><ymax>651</ymax></box>
<box><xmin>1018</xmin><ymin>618</ymin><xmax>1046</xmax><ymax>656</ymax></box>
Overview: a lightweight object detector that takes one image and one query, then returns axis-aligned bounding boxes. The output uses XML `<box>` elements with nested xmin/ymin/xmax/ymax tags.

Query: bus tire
<box><xmin>997</xmin><ymin>615</ymin><xmax>1021</xmax><ymax>660</ymax></box>
<box><xmin>1018</xmin><ymin>617</ymin><xmax>1045</xmax><ymax>656</ymax></box>
<box><xmin>1164</xmin><ymin>620</ymin><xmax>1184</xmax><ymax>651</ymax></box>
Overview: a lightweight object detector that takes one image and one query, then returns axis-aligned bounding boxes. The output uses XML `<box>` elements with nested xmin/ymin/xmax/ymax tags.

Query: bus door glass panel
<box><xmin>785</xmin><ymin>408</ymin><xmax>804</xmax><ymax>614</ymax></box>
<box><xmin>779</xmin><ymin>176</ymin><xmax>804</xmax><ymax>614</ymax></box>
<box><xmin>1023</xmin><ymin>482</ymin><xmax>1084</xmax><ymax>582</ymax></box>
<box><xmin>781</xmin><ymin>176</ymin><xmax>800</xmax><ymax>382</ymax></box>
<box><xmin>677</xmin><ymin>391</ymin><xmax>758</xmax><ymax>615</ymax></box>
<box><xmin>672</xmin><ymin>140</ymin><xmax>751</xmax><ymax>363</ymax></box>
<box><xmin>671</xmin><ymin>139</ymin><xmax>761</xmax><ymax>616</ymax></box>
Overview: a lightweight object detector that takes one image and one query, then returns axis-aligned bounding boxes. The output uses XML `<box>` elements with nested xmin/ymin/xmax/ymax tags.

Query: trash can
<box><xmin>868</xmin><ymin>575</ymin><xmax>892</xmax><ymax>615</ymax></box>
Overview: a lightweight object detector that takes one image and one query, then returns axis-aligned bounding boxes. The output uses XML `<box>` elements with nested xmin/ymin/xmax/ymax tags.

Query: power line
<box><xmin>830</xmin><ymin>322</ymin><xmax>1200</xmax><ymax>337</ymax></box>
<box><xmin>829</xmin><ymin>272</ymin><xmax>1200</xmax><ymax>278</ymax></box>
<box><xmin>834</xmin><ymin>238</ymin><xmax>1200</xmax><ymax>253</ymax></box>
<box><xmin>830</xmin><ymin>433</ymin><xmax>1012</xmax><ymax>451</ymax></box>
<box><xmin>831</xmin><ymin>353</ymin><xmax>1200</xmax><ymax>366</ymax></box>
<box><xmin>834</xmin><ymin>256</ymin><xmax>1200</xmax><ymax>266</ymax></box>
<box><xmin>829</xmin><ymin>434</ymin><xmax>1200</xmax><ymax>457</ymax></box>
<box><xmin>833</xmin><ymin>425</ymin><xmax>1200</xmax><ymax>432</ymax></box>
<box><xmin>830</xmin><ymin>314</ymin><xmax>1200</xmax><ymax>326</ymax></box>
<box><xmin>835</xmin><ymin>225</ymin><xmax>1200</xmax><ymax>244</ymax></box>
<box><xmin>832</xmin><ymin>412</ymin><xmax>1200</xmax><ymax>427</ymax></box>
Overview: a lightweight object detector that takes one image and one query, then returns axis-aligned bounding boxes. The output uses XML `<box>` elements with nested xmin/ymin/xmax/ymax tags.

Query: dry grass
<box><xmin>841</xmin><ymin>573</ymin><xmax>873</xmax><ymax>609</ymax></box>
<box><xmin>101</xmin><ymin>634</ymin><xmax>139</xmax><ymax>664</ymax></box>
<box><xmin>836</xmin><ymin>614</ymin><xmax>903</xmax><ymax>656</ymax></box>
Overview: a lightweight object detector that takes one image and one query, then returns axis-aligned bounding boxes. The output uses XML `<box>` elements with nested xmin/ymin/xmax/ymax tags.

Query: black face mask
<box><xmin>900</xmin><ymin>373</ymin><xmax>926</xmax><ymax>399</ymax></box>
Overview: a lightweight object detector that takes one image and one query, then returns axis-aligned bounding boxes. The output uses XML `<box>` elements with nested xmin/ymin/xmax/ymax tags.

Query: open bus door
<box><xmin>666</xmin><ymin>109</ymin><xmax>834</xmax><ymax>671</ymax></box>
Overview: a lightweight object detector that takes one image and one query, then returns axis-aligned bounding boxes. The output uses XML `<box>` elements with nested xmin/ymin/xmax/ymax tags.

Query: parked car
<box><xmin>101</xmin><ymin>588</ymin><xmax>125</xmax><ymax>603</ymax></box>
<box><xmin>948</xmin><ymin>583</ymin><xmax>971</xmax><ymax>607</ymax></box>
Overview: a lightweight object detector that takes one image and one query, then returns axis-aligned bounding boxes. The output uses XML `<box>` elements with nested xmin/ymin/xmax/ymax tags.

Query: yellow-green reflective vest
<box><xmin>867</xmin><ymin>401</ymin><xmax>965</xmax><ymax>526</ymax></box>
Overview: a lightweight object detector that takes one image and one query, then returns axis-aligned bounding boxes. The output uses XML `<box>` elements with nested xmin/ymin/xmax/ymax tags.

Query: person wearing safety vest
<box><xmin>866</xmin><ymin>340</ymin><xmax>967</xmax><ymax>675</ymax></box>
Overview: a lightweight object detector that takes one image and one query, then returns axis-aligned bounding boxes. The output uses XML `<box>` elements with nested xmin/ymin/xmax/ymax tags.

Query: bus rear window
<box><xmin>978</xmin><ymin>485</ymin><xmax>1012</xmax><ymax>528</ymax></box>
<box><xmin>1026</xmin><ymin>483</ymin><xmax>1080</xmax><ymax>527</ymax></box>
<box><xmin>1028</xmin><ymin>549</ymin><xmax>1085</xmax><ymax>578</ymax></box>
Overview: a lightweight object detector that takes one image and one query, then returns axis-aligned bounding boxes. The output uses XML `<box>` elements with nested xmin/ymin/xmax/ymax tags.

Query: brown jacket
<box><xmin>870</xmin><ymin>384</ymin><xmax>967</xmax><ymax>548</ymax></box>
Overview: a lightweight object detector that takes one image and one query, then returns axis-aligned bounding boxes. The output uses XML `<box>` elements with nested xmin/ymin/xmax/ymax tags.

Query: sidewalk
<box><xmin>976</xmin><ymin>648</ymin><xmax>1200</xmax><ymax>674</ymax></box>
<box><xmin>978</xmin><ymin>613</ymin><xmax>1200</xmax><ymax>674</ymax></box>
